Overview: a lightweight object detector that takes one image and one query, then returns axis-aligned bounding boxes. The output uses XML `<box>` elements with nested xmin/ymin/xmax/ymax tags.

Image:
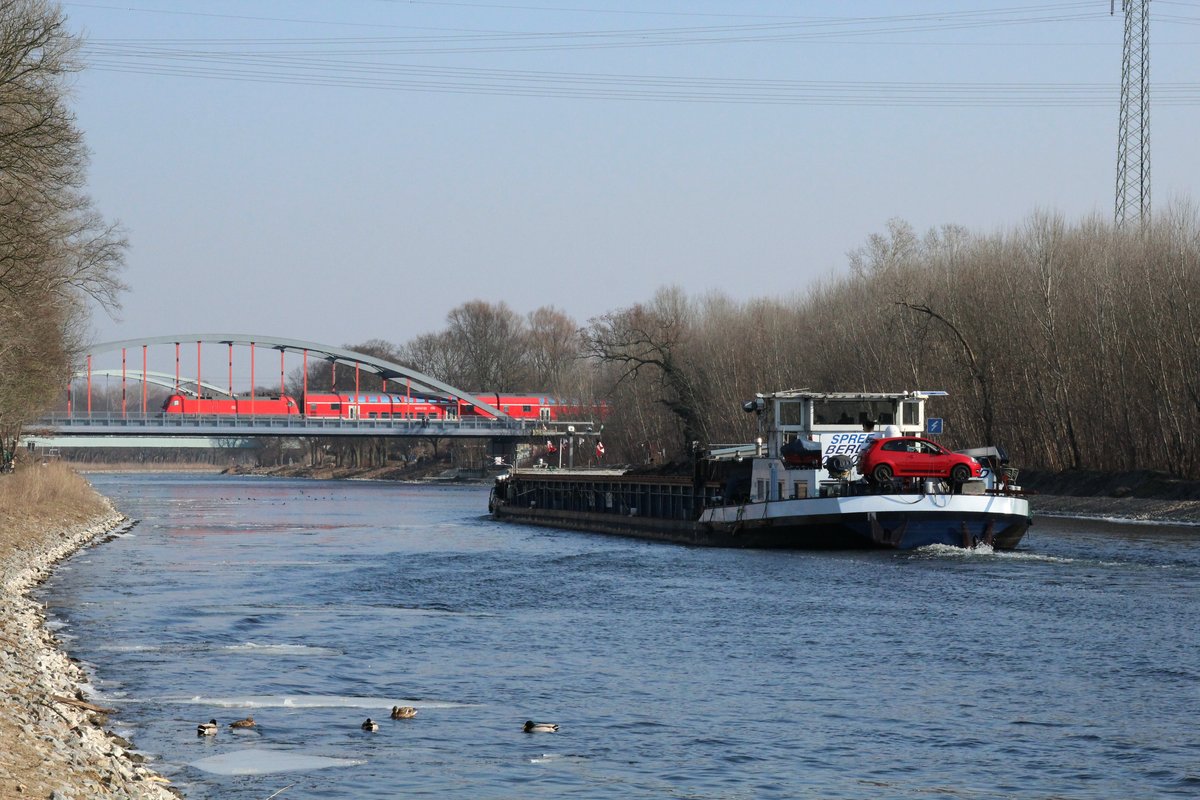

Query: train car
<box><xmin>463</xmin><ymin>394</ymin><xmax>610</xmax><ymax>422</ymax></box>
<box><xmin>163</xmin><ymin>395</ymin><xmax>299</xmax><ymax>415</ymax></box>
<box><xmin>303</xmin><ymin>393</ymin><xmax>454</xmax><ymax>421</ymax></box>
<box><xmin>467</xmin><ymin>394</ymin><xmax>552</xmax><ymax>421</ymax></box>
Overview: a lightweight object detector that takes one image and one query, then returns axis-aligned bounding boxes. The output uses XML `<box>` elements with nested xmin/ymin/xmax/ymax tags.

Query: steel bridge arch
<box><xmin>79</xmin><ymin>369</ymin><xmax>232</xmax><ymax>399</ymax></box>
<box><xmin>84</xmin><ymin>334</ymin><xmax>506</xmax><ymax>417</ymax></box>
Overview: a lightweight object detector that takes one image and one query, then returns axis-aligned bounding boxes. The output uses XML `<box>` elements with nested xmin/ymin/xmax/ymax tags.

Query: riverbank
<box><xmin>1027</xmin><ymin>495</ymin><xmax>1200</xmax><ymax>525</ymax></box>
<box><xmin>1021</xmin><ymin>468</ymin><xmax>1200</xmax><ymax>526</ymax></box>
<box><xmin>0</xmin><ymin>463</ymin><xmax>175</xmax><ymax>800</ymax></box>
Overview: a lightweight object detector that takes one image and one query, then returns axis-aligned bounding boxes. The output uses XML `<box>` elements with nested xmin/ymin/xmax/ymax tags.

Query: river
<box><xmin>37</xmin><ymin>473</ymin><xmax>1200</xmax><ymax>799</ymax></box>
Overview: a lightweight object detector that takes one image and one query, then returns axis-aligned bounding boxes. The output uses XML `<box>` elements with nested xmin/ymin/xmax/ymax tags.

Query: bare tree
<box><xmin>444</xmin><ymin>300</ymin><xmax>527</xmax><ymax>390</ymax></box>
<box><xmin>400</xmin><ymin>332</ymin><xmax>466</xmax><ymax>385</ymax></box>
<box><xmin>523</xmin><ymin>305</ymin><xmax>580</xmax><ymax>392</ymax></box>
<box><xmin>583</xmin><ymin>286</ymin><xmax>709</xmax><ymax>453</ymax></box>
<box><xmin>0</xmin><ymin>1</ymin><xmax>127</xmax><ymax>459</ymax></box>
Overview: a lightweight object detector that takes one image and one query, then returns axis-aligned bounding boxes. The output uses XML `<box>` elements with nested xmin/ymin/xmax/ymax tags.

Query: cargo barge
<box><xmin>489</xmin><ymin>389</ymin><xmax>1031</xmax><ymax>550</ymax></box>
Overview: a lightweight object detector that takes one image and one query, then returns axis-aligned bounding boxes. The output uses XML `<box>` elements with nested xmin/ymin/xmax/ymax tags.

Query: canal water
<box><xmin>38</xmin><ymin>474</ymin><xmax>1200</xmax><ymax>799</ymax></box>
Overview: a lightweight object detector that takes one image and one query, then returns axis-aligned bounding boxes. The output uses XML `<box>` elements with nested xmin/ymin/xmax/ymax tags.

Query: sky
<box><xmin>62</xmin><ymin>0</ymin><xmax>1200</xmax><ymax>353</ymax></box>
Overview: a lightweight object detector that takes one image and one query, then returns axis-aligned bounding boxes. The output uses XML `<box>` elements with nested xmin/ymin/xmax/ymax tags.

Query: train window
<box><xmin>330</xmin><ymin>403</ymin><xmax>341</xmax><ymax>411</ymax></box>
<box><xmin>369</xmin><ymin>412</ymin><xmax>378</xmax><ymax>419</ymax></box>
<box><xmin>309</xmin><ymin>404</ymin><xmax>317</xmax><ymax>414</ymax></box>
<box><xmin>523</xmin><ymin>405</ymin><xmax>532</xmax><ymax>413</ymax></box>
<box><xmin>381</xmin><ymin>412</ymin><xmax>390</xmax><ymax>419</ymax></box>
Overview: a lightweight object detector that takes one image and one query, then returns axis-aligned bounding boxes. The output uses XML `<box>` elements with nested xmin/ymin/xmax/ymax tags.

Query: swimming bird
<box><xmin>196</xmin><ymin>719</ymin><xmax>218</xmax><ymax>736</ymax></box>
<box><xmin>362</xmin><ymin>718</ymin><xmax>379</xmax><ymax>732</ymax></box>
<box><xmin>229</xmin><ymin>716</ymin><xmax>255</xmax><ymax>729</ymax></box>
<box><xmin>523</xmin><ymin>720</ymin><xmax>559</xmax><ymax>733</ymax></box>
<box><xmin>390</xmin><ymin>706</ymin><xmax>418</xmax><ymax>719</ymax></box>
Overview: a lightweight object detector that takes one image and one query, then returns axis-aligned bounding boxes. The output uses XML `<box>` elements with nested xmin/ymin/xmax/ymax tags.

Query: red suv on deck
<box><xmin>857</xmin><ymin>437</ymin><xmax>983</xmax><ymax>484</ymax></box>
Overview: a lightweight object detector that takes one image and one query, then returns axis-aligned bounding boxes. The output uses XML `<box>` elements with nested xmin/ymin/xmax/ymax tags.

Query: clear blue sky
<box><xmin>64</xmin><ymin>1</ymin><xmax>1200</xmax><ymax>350</ymax></box>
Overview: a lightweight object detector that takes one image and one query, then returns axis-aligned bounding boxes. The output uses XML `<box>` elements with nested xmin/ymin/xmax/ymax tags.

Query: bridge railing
<box><xmin>30</xmin><ymin>413</ymin><xmax>579</xmax><ymax>438</ymax></box>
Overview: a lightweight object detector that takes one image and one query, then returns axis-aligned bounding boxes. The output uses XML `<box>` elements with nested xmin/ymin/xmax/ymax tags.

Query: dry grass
<box><xmin>0</xmin><ymin>461</ymin><xmax>109</xmax><ymax>533</ymax></box>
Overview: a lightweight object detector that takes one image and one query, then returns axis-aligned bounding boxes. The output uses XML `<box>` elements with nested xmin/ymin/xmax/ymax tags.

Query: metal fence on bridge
<box><xmin>31</xmin><ymin>413</ymin><xmax>569</xmax><ymax>439</ymax></box>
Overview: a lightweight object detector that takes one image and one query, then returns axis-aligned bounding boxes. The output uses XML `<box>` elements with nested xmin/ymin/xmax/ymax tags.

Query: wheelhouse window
<box><xmin>902</xmin><ymin>400</ymin><xmax>921</xmax><ymax>427</ymax></box>
<box><xmin>812</xmin><ymin>399</ymin><xmax>896</xmax><ymax>426</ymax></box>
<box><xmin>777</xmin><ymin>400</ymin><xmax>803</xmax><ymax>426</ymax></box>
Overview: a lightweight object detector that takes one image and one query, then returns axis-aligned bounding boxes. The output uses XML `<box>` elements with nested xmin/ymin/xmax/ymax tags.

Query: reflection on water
<box><xmin>37</xmin><ymin>474</ymin><xmax>1200</xmax><ymax>799</ymax></box>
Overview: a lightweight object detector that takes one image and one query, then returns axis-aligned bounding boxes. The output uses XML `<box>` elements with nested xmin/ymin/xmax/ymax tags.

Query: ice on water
<box><xmin>191</xmin><ymin>748</ymin><xmax>365</xmax><ymax>776</ymax></box>
<box><xmin>221</xmin><ymin>642</ymin><xmax>342</xmax><ymax>657</ymax></box>
<box><xmin>170</xmin><ymin>694</ymin><xmax>473</xmax><ymax>710</ymax></box>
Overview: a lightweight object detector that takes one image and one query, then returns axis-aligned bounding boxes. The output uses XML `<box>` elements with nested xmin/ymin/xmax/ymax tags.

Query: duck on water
<box><xmin>490</xmin><ymin>389</ymin><xmax>1031</xmax><ymax>551</ymax></box>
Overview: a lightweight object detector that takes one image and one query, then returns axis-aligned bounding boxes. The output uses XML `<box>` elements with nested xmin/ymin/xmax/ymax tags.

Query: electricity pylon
<box><xmin>1114</xmin><ymin>0</ymin><xmax>1151</xmax><ymax>228</ymax></box>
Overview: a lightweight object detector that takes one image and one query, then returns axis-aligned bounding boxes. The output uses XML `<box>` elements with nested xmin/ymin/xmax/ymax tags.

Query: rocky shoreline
<box><xmin>1028</xmin><ymin>494</ymin><xmax>1200</xmax><ymax>526</ymax></box>
<box><xmin>0</xmin><ymin>502</ymin><xmax>176</xmax><ymax>800</ymax></box>
<box><xmin>1021</xmin><ymin>468</ymin><xmax>1200</xmax><ymax>526</ymax></box>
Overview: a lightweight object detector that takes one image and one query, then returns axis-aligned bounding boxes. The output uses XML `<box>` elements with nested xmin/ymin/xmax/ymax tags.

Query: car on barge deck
<box><xmin>489</xmin><ymin>389</ymin><xmax>1031</xmax><ymax>551</ymax></box>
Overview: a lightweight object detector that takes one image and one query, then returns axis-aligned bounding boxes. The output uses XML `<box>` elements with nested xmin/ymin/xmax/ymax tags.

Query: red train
<box><xmin>162</xmin><ymin>392</ymin><xmax>603</xmax><ymax>422</ymax></box>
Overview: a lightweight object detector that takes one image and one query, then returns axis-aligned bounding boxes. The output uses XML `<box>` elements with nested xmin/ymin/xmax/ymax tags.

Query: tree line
<box><xmin>341</xmin><ymin>210</ymin><xmax>1199</xmax><ymax>480</ymax></box>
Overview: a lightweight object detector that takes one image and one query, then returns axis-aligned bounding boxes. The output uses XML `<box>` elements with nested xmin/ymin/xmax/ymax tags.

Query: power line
<box><xmin>80</xmin><ymin>50</ymin><xmax>1200</xmax><ymax>106</ymax></box>
<box><xmin>70</xmin><ymin>2</ymin><xmax>1200</xmax><ymax>107</ymax></box>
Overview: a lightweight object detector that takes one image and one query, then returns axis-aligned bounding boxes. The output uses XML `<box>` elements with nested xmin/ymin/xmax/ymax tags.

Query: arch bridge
<box><xmin>32</xmin><ymin>333</ymin><xmax>587</xmax><ymax>440</ymax></box>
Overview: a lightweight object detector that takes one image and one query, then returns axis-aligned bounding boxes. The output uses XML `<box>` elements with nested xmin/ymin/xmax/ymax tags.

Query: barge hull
<box><xmin>493</xmin><ymin>504</ymin><xmax>1029</xmax><ymax>551</ymax></box>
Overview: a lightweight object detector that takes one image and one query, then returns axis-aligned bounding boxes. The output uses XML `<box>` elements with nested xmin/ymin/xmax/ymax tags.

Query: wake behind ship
<box><xmin>490</xmin><ymin>389</ymin><xmax>1031</xmax><ymax>551</ymax></box>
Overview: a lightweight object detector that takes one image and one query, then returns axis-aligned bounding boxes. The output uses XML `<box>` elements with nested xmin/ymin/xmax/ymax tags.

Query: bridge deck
<box><xmin>32</xmin><ymin>414</ymin><xmax>571</xmax><ymax>439</ymax></box>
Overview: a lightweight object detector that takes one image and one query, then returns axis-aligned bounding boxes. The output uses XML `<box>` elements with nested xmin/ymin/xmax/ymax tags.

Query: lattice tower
<box><xmin>1114</xmin><ymin>0</ymin><xmax>1151</xmax><ymax>228</ymax></box>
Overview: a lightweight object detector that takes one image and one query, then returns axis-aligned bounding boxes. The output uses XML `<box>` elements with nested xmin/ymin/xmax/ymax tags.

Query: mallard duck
<box><xmin>196</xmin><ymin>719</ymin><xmax>218</xmax><ymax>736</ymax></box>
<box><xmin>229</xmin><ymin>716</ymin><xmax>255</xmax><ymax>729</ymax></box>
<box><xmin>390</xmin><ymin>705</ymin><xmax>418</xmax><ymax>719</ymax></box>
<box><xmin>361</xmin><ymin>718</ymin><xmax>379</xmax><ymax>731</ymax></box>
<box><xmin>523</xmin><ymin>720</ymin><xmax>558</xmax><ymax>733</ymax></box>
